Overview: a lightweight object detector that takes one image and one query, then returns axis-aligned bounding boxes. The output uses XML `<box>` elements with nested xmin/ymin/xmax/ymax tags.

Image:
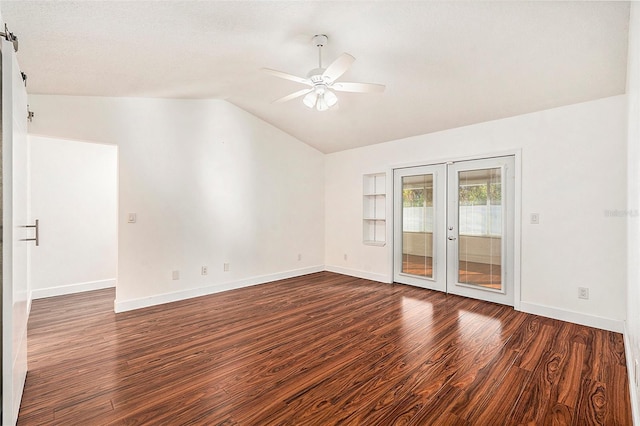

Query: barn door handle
<box><xmin>21</xmin><ymin>219</ymin><xmax>39</xmax><ymax>246</ymax></box>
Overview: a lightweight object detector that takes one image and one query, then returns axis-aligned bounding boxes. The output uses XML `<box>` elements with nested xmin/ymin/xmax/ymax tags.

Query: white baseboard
<box><xmin>31</xmin><ymin>279</ymin><xmax>116</xmax><ymax>300</ymax></box>
<box><xmin>114</xmin><ymin>265</ymin><xmax>324</xmax><ymax>313</ymax></box>
<box><xmin>624</xmin><ymin>322</ymin><xmax>640</xmax><ymax>426</ymax></box>
<box><xmin>519</xmin><ymin>301</ymin><xmax>624</xmax><ymax>333</ymax></box>
<box><xmin>324</xmin><ymin>265</ymin><xmax>391</xmax><ymax>284</ymax></box>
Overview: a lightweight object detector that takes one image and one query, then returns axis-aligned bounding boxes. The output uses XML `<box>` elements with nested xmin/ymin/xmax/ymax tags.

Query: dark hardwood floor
<box><xmin>18</xmin><ymin>272</ymin><xmax>631</xmax><ymax>425</ymax></box>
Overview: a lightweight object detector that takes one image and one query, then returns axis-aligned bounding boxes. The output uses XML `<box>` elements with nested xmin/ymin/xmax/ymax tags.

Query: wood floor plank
<box><xmin>18</xmin><ymin>272</ymin><xmax>632</xmax><ymax>425</ymax></box>
<box><xmin>507</xmin><ymin>321</ymin><xmax>574</xmax><ymax>424</ymax></box>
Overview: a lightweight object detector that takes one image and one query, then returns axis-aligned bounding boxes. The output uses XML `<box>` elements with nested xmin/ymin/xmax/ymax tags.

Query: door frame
<box><xmin>387</xmin><ymin>150</ymin><xmax>522</xmax><ymax>309</ymax></box>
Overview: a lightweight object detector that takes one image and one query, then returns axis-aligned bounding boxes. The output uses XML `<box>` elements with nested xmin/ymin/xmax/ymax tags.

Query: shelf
<box><xmin>363</xmin><ymin>173</ymin><xmax>386</xmax><ymax>245</ymax></box>
<box><xmin>363</xmin><ymin>240</ymin><xmax>386</xmax><ymax>247</ymax></box>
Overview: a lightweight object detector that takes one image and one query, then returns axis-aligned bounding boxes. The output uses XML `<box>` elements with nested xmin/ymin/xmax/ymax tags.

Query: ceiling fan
<box><xmin>263</xmin><ymin>34</ymin><xmax>385</xmax><ymax>111</ymax></box>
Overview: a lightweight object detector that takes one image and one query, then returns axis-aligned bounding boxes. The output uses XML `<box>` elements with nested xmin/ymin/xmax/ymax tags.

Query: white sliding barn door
<box><xmin>2</xmin><ymin>38</ymin><xmax>30</xmax><ymax>425</ymax></box>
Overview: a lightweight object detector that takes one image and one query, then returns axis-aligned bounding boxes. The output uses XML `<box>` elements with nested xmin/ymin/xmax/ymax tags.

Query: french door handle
<box><xmin>21</xmin><ymin>219</ymin><xmax>39</xmax><ymax>246</ymax></box>
<box><xmin>448</xmin><ymin>236</ymin><xmax>457</xmax><ymax>241</ymax></box>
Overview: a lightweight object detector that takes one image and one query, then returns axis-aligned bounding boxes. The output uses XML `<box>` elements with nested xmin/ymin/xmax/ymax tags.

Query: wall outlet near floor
<box><xmin>297</xmin><ymin>253</ymin><xmax>302</xmax><ymax>261</ymax></box>
<box><xmin>578</xmin><ymin>287</ymin><xmax>589</xmax><ymax>300</ymax></box>
<box><xmin>223</xmin><ymin>263</ymin><xmax>230</xmax><ymax>272</ymax></box>
<box><xmin>172</xmin><ymin>270</ymin><xmax>180</xmax><ymax>280</ymax></box>
<box><xmin>344</xmin><ymin>253</ymin><xmax>348</xmax><ymax>261</ymax></box>
<box><xmin>201</xmin><ymin>266</ymin><xmax>208</xmax><ymax>275</ymax></box>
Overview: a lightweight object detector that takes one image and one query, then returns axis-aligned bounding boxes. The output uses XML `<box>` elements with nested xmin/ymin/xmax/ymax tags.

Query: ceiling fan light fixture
<box><xmin>324</xmin><ymin>89</ymin><xmax>338</xmax><ymax>107</ymax></box>
<box><xmin>304</xmin><ymin>86</ymin><xmax>338</xmax><ymax>111</ymax></box>
<box><xmin>316</xmin><ymin>94</ymin><xmax>329</xmax><ymax>111</ymax></box>
<box><xmin>307</xmin><ymin>89</ymin><xmax>338</xmax><ymax>112</ymax></box>
<box><xmin>303</xmin><ymin>91</ymin><xmax>317</xmax><ymax>108</ymax></box>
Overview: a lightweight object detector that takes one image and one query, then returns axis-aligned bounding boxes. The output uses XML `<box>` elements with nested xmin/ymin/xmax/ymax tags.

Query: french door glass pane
<box><xmin>401</xmin><ymin>174</ymin><xmax>434</xmax><ymax>278</ymax></box>
<box><xmin>457</xmin><ymin>168</ymin><xmax>502</xmax><ymax>289</ymax></box>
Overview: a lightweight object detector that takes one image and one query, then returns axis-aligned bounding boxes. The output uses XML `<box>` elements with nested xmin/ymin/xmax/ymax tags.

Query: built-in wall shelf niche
<box><xmin>363</xmin><ymin>172</ymin><xmax>386</xmax><ymax>246</ymax></box>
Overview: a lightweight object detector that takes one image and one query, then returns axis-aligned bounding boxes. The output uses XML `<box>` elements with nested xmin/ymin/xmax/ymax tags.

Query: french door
<box><xmin>393</xmin><ymin>164</ymin><xmax>447</xmax><ymax>291</ymax></box>
<box><xmin>393</xmin><ymin>156</ymin><xmax>515</xmax><ymax>306</ymax></box>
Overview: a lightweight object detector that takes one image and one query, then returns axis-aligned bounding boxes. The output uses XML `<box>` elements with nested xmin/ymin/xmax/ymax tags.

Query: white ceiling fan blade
<box><xmin>332</xmin><ymin>82</ymin><xmax>386</xmax><ymax>93</ymax></box>
<box><xmin>262</xmin><ymin>68</ymin><xmax>312</xmax><ymax>86</ymax></box>
<box><xmin>322</xmin><ymin>53</ymin><xmax>355</xmax><ymax>82</ymax></box>
<box><xmin>274</xmin><ymin>88</ymin><xmax>314</xmax><ymax>104</ymax></box>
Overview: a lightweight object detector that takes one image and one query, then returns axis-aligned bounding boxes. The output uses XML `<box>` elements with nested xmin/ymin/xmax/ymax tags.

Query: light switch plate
<box><xmin>128</xmin><ymin>213</ymin><xmax>137</xmax><ymax>223</ymax></box>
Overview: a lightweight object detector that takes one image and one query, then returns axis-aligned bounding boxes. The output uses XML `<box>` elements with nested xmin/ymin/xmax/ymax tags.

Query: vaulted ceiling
<box><xmin>0</xmin><ymin>1</ymin><xmax>630</xmax><ymax>153</ymax></box>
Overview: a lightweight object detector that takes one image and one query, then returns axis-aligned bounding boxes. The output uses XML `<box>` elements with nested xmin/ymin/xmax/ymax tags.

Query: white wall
<box><xmin>626</xmin><ymin>2</ymin><xmax>640</xmax><ymax>423</ymax></box>
<box><xmin>27</xmin><ymin>95</ymin><xmax>325</xmax><ymax>311</ymax></box>
<box><xmin>28</xmin><ymin>136</ymin><xmax>117</xmax><ymax>298</ymax></box>
<box><xmin>325</xmin><ymin>95</ymin><xmax>627</xmax><ymax>332</ymax></box>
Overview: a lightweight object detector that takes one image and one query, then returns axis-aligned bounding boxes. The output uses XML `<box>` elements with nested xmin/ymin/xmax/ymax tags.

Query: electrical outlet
<box><xmin>297</xmin><ymin>254</ymin><xmax>302</xmax><ymax>261</ymax></box>
<box><xmin>223</xmin><ymin>263</ymin><xmax>230</xmax><ymax>272</ymax></box>
<box><xmin>530</xmin><ymin>213</ymin><xmax>539</xmax><ymax>224</ymax></box>
<box><xmin>344</xmin><ymin>254</ymin><xmax>348</xmax><ymax>261</ymax></box>
<box><xmin>578</xmin><ymin>287</ymin><xmax>589</xmax><ymax>300</ymax></box>
<box><xmin>201</xmin><ymin>266</ymin><xmax>208</xmax><ymax>275</ymax></box>
<box><xmin>172</xmin><ymin>270</ymin><xmax>180</xmax><ymax>280</ymax></box>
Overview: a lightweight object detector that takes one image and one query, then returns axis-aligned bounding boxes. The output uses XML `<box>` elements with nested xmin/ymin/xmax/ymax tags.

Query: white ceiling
<box><xmin>0</xmin><ymin>1</ymin><xmax>630</xmax><ymax>153</ymax></box>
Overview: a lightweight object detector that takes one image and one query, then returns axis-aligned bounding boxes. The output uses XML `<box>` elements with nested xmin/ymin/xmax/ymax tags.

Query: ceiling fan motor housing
<box><xmin>313</xmin><ymin>34</ymin><xmax>328</xmax><ymax>47</ymax></box>
<box><xmin>307</xmin><ymin>68</ymin><xmax>328</xmax><ymax>83</ymax></box>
